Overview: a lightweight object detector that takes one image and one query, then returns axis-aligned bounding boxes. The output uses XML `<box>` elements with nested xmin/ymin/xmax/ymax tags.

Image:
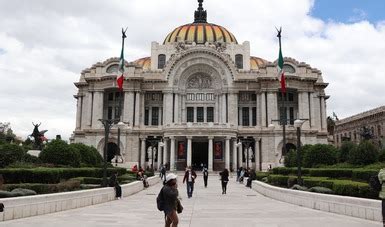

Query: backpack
<box><xmin>156</xmin><ymin>188</ymin><xmax>165</xmax><ymax>211</ymax></box>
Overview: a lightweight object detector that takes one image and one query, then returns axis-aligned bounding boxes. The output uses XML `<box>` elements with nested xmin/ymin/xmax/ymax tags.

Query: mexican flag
<box><xmin>117</xmin><ymin>34</ymin><xmax>125</xmax><ymax>91</ymax></box>
<box><xmin>277</xmin><ymin>34</ymin><xmax>286</xmax><ymax>94</ymax></box>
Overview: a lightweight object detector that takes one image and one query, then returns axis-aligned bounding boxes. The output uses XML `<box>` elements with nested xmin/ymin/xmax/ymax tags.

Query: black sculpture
<box><xmin>360</xmin><ymin>126</ymin><xmax>374</xmax><ymax>140</ymax></box>
<box><xmin>29</xmin><ymin>122</ymin><xmax>48</xmax><ymax>149</ymax></box>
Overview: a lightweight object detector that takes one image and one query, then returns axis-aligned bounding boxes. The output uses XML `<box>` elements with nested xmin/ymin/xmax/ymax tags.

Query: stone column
<box><xmin>228</xmin><ymin>93</ymin><xmax>238</xmax><ymax>126</ymax></box>
<box><xmin>311</xmin><ymin>92</ymin><xmax>320</xmax><ymax>130</ymax></box>
<box><xmin>181</xmin><ymin>94</ymin><xmax>186</xmax><ymax>123</ymax></box>
<box><xmin>75</xmin><ymin>96</ymin><xmax>82</xmax><ymax>129</ymax></box>
<box><xmin>163</xmin><ymin>92</ymin><xmax>172</xmax><ymax>125</ymax></box>
<box><xmin>321</xmin><ymin>96</ymin><xmax>327</xmax><ymax>131</ymax></box>
<box><xmin>157</xmin><ymin>142</ymin><xmax>162</xmax><ymax>170</ymax></box>
<box><xmin>175</xmin><ymin>94</ymin><xmax>179</xmax><ymax>124</ymax></box>
<box><xmin>187</xmin><ymin>136</ymin><xmax>192</xmax><ymax>167</ymax></box>
<box><xmin>298</xmin><ymin>92</ymin><xmax>310</xmax><ymax>129</ymax></box>
<box><xmin>123</xmin><ymin>91</ymin><xmax>134</xmax><ymax>125</ymax></box>
<box><xmin>140</xmin><ymin>137</ymin><xmax>146</xmax><ymax>168</ymax></box>
<box><xmin>81</xmin><ymin>92</ymin><xmax>91</xmax><ymax>129</ymax></box>
<box><xmin>92</xmin><ymin>91</ymin><xmax>104</xmax><ymax>128</ymax></box>
<box><xmin>267</xmin><ymin>92</ymin><xmax>278</xmax><ymax>126</ymax></box>
<box><xmin>232</xmin><ymin>139</ymin><xmax>238</xmax><ymax>170</ymax></box>
<box><xmin>261</xmin><ymin>92</ymin><xmax>267</xmax><ymax>127</ymax></box>
<box><xmin>140</xmin><ymin>92</ymin><xmax>145</xmax><ymax>126</ymax></box>
<box><xmin>134</xmin><ymin>92</ymin><xmax>140</xmax><ymax>127</ymax></box>
<box><xmin>257</xmin><ymin>93</ymin><xmax>262</xmax><ymax>126</ymax></box>
<box><xmin>238</xmin><ymin>143</ymin><xmax>243</xmax><ymax>168</ymax></box>
<box><xmin>163</xmin><ymin>138</ymin><xmax>169</xmax><ymax>166</ymax></box>
<box><xmin>215</xmin><ymin>94</ymin><xmax>219</xmax><ymax>123</ymax></box>
<box><xmin>222</xmin><ymin>94</ymin><xmax>227</xmax><ymax>123</ymax></box>
<box><xmin>170</xmin><ymin>137</ymin><xmax>175</xmax><ymax>170</ymax></box>
<box><xmin>254</xmin><ymin>137</ymin><xmax>260</xmax><ymax>171</ymax></box>
<box><xmin>208</xmin><ymin>136</ymin><xmax>213</xmax><ymax>171</ymax></box>
<box><xmin>225</xmin><ymin>137</ymin><xmax>230</xmax><ymax>170</ymax></box>
<box><xmin>148</xmin><ymin>107</ymin><xmax>152</xmax><ymax>126</ymax></box>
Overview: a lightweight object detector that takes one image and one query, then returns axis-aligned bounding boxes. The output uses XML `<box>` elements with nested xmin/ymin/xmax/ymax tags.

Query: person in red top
<box><xmin>182</xmin><ymin>166</ymin><xmax>197</xmax><ymax>198</ymax></box>
<box><xmin>131</xmin><ymin>164</ymin><xmax>138</xmax><ymax>172</ymax></box>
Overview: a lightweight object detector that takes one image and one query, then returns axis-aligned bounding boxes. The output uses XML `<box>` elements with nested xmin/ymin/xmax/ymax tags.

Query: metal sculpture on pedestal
<box><xmin>29</xmin><ymin>122</ymin><xmax>48</xmax><ymax>149</ymax></box>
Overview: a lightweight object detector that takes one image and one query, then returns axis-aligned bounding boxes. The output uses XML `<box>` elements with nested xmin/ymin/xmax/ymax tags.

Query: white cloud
<box><xmin>0</xmin><ymin>0</ymin><xmax>384</xmax><ymax>140</ymax></box>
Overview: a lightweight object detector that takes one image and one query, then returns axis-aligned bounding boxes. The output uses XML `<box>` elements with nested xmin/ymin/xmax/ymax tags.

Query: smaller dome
<box><xmin>132</xmin><ymin>57</ymin><xmax>151</xmax><ymax>71</ymax></box>
<box><xmin>250</xmin><ymin>56</ymin><xmax>268</xmax><ymax>70</ymax></box>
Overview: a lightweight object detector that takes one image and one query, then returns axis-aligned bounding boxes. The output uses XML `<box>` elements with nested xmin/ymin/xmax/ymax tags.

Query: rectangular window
<box><xmin>108</xmin><ymin>107</ymin><xmax>113</xmax><ymax>120</ymax></box>
<box><xmin>252</xmin><ymin>107</ymin><xmax>257</xmax><ymax>126</ymax></box>
<box><xmin>289</xmin><ymin>107</ymin><xmax>294</xmax><ymax>125</ymax></box>
<box><xmin>197</xmin><ymin>107</ymin><xmax>204</xmax><ymax>122</ymax></box>
<box><xmin>187</xmin><ymin>107</ymin><xmax>194</xmax><ymax>122</ymax></box>
<box><xmin>242</xmin><ymin>107</ymin><xmax>249</xmax><ymax>126</ymax></box>
<box><xmin>152</xmin><ymin>107</ymin><xmax>159</xmax><ymax>125</ymax></box>
<box><xmin>280</xmin><ymin>107</ymin><xmax>287</xmax><ymax>125</ymax></box>
<box><xmin>207</xmin><ymin>107</ymin><xmax>214</xmax><ymax>122</ymax></box>
<box><xmin>144</xmin><ymin>108</ymin><xmax>149</xmax><ymax>125</ymax></box>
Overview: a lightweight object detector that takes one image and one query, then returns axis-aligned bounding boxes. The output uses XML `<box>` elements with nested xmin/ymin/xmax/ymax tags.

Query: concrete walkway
<box><xmin>0</xmin><ymin>174</ymin><xmax>380</xmax><ymax>227</ymax></box>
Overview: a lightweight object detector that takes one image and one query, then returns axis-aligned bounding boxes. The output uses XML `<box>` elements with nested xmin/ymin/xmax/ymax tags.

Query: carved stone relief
<box><xmin>187</xmin><ymin>74</ymin><xmax>212</xmax><ymax>89</ymax></box>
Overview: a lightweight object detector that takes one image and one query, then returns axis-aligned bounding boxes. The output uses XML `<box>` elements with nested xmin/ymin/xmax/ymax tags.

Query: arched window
<box><xmin>106</xmin><ymin>64</ymin><xmax>119</xmax><ymax>73</ymax></box>
<box><xmin>158</xmin><ymin>54</ymin><xmax>166</xmax><ymax>69</ymax></box>
<box><xmin>283</xmin><ymin>64</ymin><xmax>295</xmax><ymax>73</ymax></box>
<box><xmin>235</xmin><ymin>54</ymin><xmax>243</xmax><ymax>69</ymax></box>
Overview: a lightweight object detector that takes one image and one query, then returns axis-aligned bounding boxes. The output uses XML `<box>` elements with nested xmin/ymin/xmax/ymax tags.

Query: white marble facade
<box><xmin>71</xmin><ymin>3</ymin><xmax>329</xmax><ymax>171</ymax></box>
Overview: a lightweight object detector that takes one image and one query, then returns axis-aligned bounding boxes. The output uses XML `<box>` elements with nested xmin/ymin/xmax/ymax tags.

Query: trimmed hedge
<box><xmin>255</xmin><ymin>172</ymin><xmax>269</xmax><ymax>181</ymax></box>
<box><xmin>4</xmin><ymin>179</ymin><xmax>81</xmax><ymax>194</ymax></box>
<box><xmin>0</xmin><ymin>167</ymin><xmax>127</xmax><ymax>184</ymax></box>
<box><xmin>0</xmin><ymin>143</ymin><xmax>25</xmax><ymax>167</ymax></box>
<box><xmin>352</xmin><ymin>169</ymin><xmax>379</xmax><ymax>182</ymax></box>
<box><xmin>309</xmin><ymin>168</ymin><xmax>352</xmax><ymax>178</ymax></box>
<box><xmin>267</xmin><ymin>174</ymin><xmax>297</xmax><ymax>187</ymax></box>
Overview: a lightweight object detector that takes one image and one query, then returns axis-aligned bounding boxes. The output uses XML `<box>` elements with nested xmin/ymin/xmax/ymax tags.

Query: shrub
<box><xmin>309</xmin><ymin>168</ymin><xmax>352</xmax><ymax>178</ymax></box>
<box><xmin>0</xmin><ymin>143</ymin><xmax>25</xmax><ymax>167</ymax></box>
<box><xmin>303</xmin><ymin>144</ymin><xmax>337</xmax><ymax>168</ymax></box>
<box><xmin>255</xmin><ymin>172</ymin><xmax>269</xmax><ymax>181</ymax></box>
<box><xmin>284</xmin><ymin>149</ymin><xmax>297</xmax><ymax>167</ymax></box>
<box><xmin>351</xmin><ymin>169</ymin><xmax>379</xmax><ymax>182</ymax></box>
<box><xmin>291</xmin><ymin>184</ymin><xmax>308</xmax><ymax>191</ymax></box>
<box><xmin>0</xmin><ymin>167</ymin><xmax>127</xmax><ymax>184</ymax></box>
<box><xmin>22</xmin><ymin>153</ymin><xmax>41</xmax><ymax>164</ymax></box>
<box><xmin>39</xmin><ymin>140</ymin><xmax>81</xmax><ymax>167</ymax></box>
<box><xmin>309</xmin><ymin>186</ymin><xmax>334</xmax><ymax>194</ymax></box>
<box><xmin>348</xmin><ymin>141</ymin><xmax>379</xmax><ymax>165</ymax></box>
<box><xmin>379</xmin><ymin>149</ymin><xmax>385</xmax><ymax>162</ymax></box>
<box><xmin>267</xmin><ymin>175</ymin><xmax>289</xmax><ymax>187</ymax></box>
<box><xmin>331</xmin><ymin>180</ymin><xmax>377</xmax><ymax>199</ymax></box>
<box><xmin>69</xmin><ymin>143</ymin><xmax>103</xmax><ymax>167</ymax></box>
<box><xmin>338</xmin><ymin>142</ymin><xmax>356</xmax><ymax>163</ymax></box>
<box><xmin>302</xmin><ymin>177</ymin><xmax>333</xmax><ymax>189</ymax></box>
<box><xmin>272</xmin><ymin>167</ymin><xmax>310</xmax><ymax>175</ymax></box>
<box><xmin>11</xmin><ymin>188</ymin><xmax>37</xmax><ymax>196</ymax></box>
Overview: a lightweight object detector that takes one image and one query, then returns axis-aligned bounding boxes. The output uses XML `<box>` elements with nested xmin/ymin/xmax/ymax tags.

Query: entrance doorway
<box><xmin>107</xmin><ymin>142</ymin><xmax>119</xmax><ymax>162</ymax></box>
<box><xmin>192</xmin><ymin>142</ymin><xmax>208</xmax><ymax>170</ymax></box>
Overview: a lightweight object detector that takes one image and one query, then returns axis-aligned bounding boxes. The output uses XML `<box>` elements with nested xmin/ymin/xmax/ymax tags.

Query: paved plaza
<box><xmin>1</xmin><ymin>174</ymin><xmax>380</xmax><ymax>227</ymax></box>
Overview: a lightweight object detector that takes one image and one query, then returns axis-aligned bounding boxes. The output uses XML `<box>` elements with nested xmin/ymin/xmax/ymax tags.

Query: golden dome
<box><xmin>250</xmin><ymin>56</ymin><xmax>268</xmax><ymax>70</ymax></box>
<box><xmin>163</xmin><ymin>23</ymin><xmax>238</xmax><ymax>45</ymax></box>
<box><xmin>133</xmin><ymin>57</ymin><xmax>151</xmax><ymax>71</ymax></box>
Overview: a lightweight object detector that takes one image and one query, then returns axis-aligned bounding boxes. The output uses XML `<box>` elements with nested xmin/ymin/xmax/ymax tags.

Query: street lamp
<box><xmin>294</xmin><ymin>119</ymin><xmax>306</xmax><ymax>186</ymax></box>
<box><xmin>115</xmin><ymin>121</ymin><xmax>127</xmax><ymax>166</ymax></box>
<box><xmin>99</xmin><ymin>118</ymin><xmax>120</xmax><ymax>187</ymax></box>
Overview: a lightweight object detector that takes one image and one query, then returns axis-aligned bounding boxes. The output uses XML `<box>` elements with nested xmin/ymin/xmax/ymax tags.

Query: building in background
<box><xmin>334</xmin><ymin>106</ymin><xmax>385</xmax><ymax>148</ymax></box>
<box><xmin>71</xmin><ymin>1</ymin><xmax>329</xmax><ymax>171</ymax></box>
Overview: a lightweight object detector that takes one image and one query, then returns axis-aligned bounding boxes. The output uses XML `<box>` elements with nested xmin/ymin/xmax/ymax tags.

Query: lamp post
<box><xmin>99</xmin><ymin>118</ymin><xmax>119</xmax><ymax>187</ymax></box>
<box><xmin>115</xmin><ymin>121</ymin><xmax>127</xmax><ymax>166</ymax></box>
<box><xmin>294</xmin><ymin>119</ymin><xmax>306</xmax><ymax>186</ymax></box>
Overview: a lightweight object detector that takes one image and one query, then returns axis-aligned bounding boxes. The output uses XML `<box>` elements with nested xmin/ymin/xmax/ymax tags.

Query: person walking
<box><xmin>202</xmin><ymin>167</ymin><xmax>208</xmax><ymax>188</ymax></box>
<box><xmin>161</xmin><ymin>165</ymin><xmax>167</xmax><ymax>182</ymax></box>
<box><xmin>158</xmin><ymin>173</ymin><xmax>181</xmax><ymax>227</ymax></box>
<box><xmin>183</xmin><ymin>166</ymin><xmax>197</xmax><ymax>198</ymax></box>
<box><xmin>219</xmin><ymin>168</ymin><xmax>229</xmax><ymax>194</ymax></box>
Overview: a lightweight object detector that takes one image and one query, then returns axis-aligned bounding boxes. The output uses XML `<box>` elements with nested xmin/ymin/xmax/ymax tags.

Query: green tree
<box><xmin>303</xmin><ymin>144</ymin><xmax>337</xmax><ymax>167</ymax></box>
<box><xmin>0</xmin><ymin>143</ymin><xmax>25</xmax><ymax>167</ymax></box>
<box><xmin>338</xmin><ymin>141</ymin><xmax>356</xmax><ymax>163</ymax></box>
<box><xmin>348</xmin><ymin>141</ymin><xmax>379</xmax><ymax>165</ymax></box>
<box><xmin>69</xmin><ymin>143</ymin><xmax>103</xmax><ymax>167</ymax></box>
<box><xmin>39</xmin><ymin>140</ymin><xmax>81</xmax><ymax>167</ymax></box>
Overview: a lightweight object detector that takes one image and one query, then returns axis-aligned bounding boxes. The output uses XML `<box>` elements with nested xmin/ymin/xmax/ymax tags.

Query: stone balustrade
<box><xmin>0</xmin><ymin>176</ymin><xmax>160</xmax><ymax>222</ymax></box>
<box><xmin>252</xmin><ymin>180</ymin><xmax>381</xmax><ymax>222</ymax></box>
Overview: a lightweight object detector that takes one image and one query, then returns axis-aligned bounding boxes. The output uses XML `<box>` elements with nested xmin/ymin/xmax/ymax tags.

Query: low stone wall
<box><xmin>0</xmin><ymin>176</ymin><xmax>160</xmax><ymax>222</ymax></box>
<box><xmin>252</xmin><ymin>180</ymin><xmax>381</xmax><ymax>222</ymax></box>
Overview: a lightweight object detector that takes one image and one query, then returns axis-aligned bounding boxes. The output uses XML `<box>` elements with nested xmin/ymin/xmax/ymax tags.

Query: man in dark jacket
<box><xmin>202</xmin><ymin>167</ymin><xmax>208</xmax><ymax>187</ymax></box>
<box><xmin>109</xmin><ymin>172</ymin><xmax>122</xmax><ymax>199</ymax></box>
<box><xmin>183</xmin><ymin>166</ymin><xmax>197</xmax><ymax>198</ymax></box>
<box><xmin>246</xmin><ymin>169</ymin><xmax>257</xmax><ymax>188</ymax></box>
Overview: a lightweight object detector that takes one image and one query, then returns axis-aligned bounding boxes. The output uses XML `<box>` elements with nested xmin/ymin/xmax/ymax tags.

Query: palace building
<box><xmin>71</xmin><ymin>1</ymin><xmax>329</xmax><ymax>171</ymax></box>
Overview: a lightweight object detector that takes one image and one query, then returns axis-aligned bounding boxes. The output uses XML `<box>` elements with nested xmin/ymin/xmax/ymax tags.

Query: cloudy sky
<box><xmin>0</xmin><ymin>0</ymin><xmax>384</xmax><ymax>141</ymax></box>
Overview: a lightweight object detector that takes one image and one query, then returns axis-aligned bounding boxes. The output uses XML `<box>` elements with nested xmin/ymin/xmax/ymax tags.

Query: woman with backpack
<box><xmin>157</xmin><ymin>173</ymin><xmax>182</xmax><ymax>227</ymax></box>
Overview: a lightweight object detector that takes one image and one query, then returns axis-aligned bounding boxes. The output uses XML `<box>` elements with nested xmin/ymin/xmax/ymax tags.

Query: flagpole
<box><xmin>277</xmin><ymin>28</ymin><xmax>287</xmax><ymax>161</ymax></box>
<box><xmin>117</xmin><ymin>28</ymin><xmax>127</xmax><ymax>164</ymax></box>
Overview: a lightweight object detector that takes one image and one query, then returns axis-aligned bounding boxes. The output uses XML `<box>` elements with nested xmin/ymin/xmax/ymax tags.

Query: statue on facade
<box><xmin>360</xmin><ymin>126</ymin><xmax>374</xmax><ymax>140</ymax></box>
<box><xmin>29</xmin><ymin>122</ymin><xmax>48</xmax><ymax>149</ymax></box>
